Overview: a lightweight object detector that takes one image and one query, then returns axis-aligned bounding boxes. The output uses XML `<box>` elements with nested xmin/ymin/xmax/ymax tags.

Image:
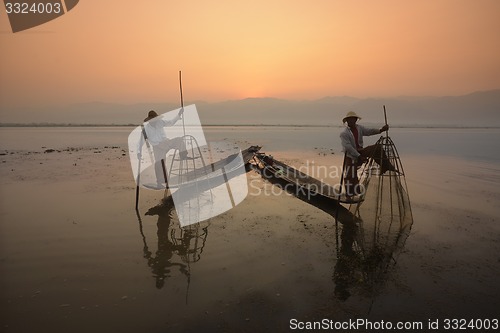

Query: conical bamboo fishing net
<box><xmin>348</xmin><ymin>135</ymin><xmax>413</xmax><ymax>277</ymax></box>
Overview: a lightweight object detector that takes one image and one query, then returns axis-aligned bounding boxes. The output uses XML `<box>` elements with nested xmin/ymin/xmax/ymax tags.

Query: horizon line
<box><xmin>1</xmin><ymin>123</ymin><xmax>499</xmax><ymax>130</ymax></box>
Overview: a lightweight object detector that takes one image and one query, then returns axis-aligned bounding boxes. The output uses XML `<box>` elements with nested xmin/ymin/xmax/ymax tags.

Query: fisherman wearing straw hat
<box><xmin>340</xmin><ymin>111</ymin><xmax>394</xmax><ymax>198</ymax></box>
<box><xmin>138</xmin><ymin>108</ymin><xmax>190</xmax><ymax>189</ymax></box>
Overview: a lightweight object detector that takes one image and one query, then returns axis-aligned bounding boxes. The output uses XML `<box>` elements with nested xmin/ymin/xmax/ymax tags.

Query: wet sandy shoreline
<box><xmin>1</xmin><ymin>145</ymin><xmax>499</xmax><ymax>332</ymax></box>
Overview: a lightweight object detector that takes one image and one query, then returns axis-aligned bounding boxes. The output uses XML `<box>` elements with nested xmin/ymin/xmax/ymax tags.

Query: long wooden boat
<box><xmin>252</xmin><ymin>152</ymin><xmax>360</xmax><ymax>204</ymax></box>
<box><xmin>157</xmin><ymin>145</ymin><xmax>261</xmax><ymax>194</ymax></box>
<box><xmin>252</xmin><ymin>152</ymin><xmax>339</xmax><ymax>200</ymax></box>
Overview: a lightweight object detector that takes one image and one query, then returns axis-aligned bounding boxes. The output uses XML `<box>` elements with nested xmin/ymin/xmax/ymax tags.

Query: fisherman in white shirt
<box><xmin>340</xmin><ymin>111</ymin><xmax>395</xmax><ymax>200</ymax></box>
<box><xmin>139</xmin><ymin>109</ymin><xmax>191</xmax><ymax>189</ymax></box>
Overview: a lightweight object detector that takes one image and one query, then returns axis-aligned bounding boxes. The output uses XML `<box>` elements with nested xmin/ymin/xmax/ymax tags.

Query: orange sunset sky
<box><xmin>1</xmin><ymin>0</ymin><xmax>499</xmax><ymax>110</ymax></box>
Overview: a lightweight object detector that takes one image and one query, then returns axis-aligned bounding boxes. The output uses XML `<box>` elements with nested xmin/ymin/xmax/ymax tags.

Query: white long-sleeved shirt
<box><xmin>137</xmin><ymin>113</ymin><xmax>182</xmax><ymax>154</ymax></box>
<box><xmin>340</xmin><ymin>124</ymin><xmax>380</xmax><ymax>160</ymax></box>
<box><xmin>143</xmin><ymin>113</ymin><xmax>181</xmax><ymax>145</ymax></box>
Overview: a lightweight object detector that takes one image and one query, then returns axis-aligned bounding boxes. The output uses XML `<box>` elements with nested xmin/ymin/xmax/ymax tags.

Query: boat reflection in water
<box><xmin>136</xmin><ymin>197</ymin><xmax>209</xmax><ymax>290</ymax></box>
<box><xmin>251</xmin><ymin>151</ymin><xmax>413</xmax><ymax>301</ymax></box>
<box><xmin>133</xmin><ymin>146</ymin><xmax>258</xmax><ymax>291</ymax></box>
<box><xmin>333</xmin><ymin>203</ymin><xmax>412</xmax><ymax>301</ymax></box>
<box><xmin>334</xmin><ymin>135</ymin><xmax>414</xmax><ymax>300</ymax></box>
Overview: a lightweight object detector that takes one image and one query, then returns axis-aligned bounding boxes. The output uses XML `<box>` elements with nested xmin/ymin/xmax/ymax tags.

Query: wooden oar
<box><xmin>136</xmin><ymin>125</ymin><xmax>156</xmax><ymax>209</ymax></box>
<box><xmin>135</xmin><ymin>155</ymin><xmax>142</xmax><ymax>210</ymax></box>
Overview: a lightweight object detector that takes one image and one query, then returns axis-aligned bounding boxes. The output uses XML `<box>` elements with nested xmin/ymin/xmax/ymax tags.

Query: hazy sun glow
<box><xmin>1</xmin><ymin>0</ymin><xmax>499</xmax><ymax>110</ymax></box>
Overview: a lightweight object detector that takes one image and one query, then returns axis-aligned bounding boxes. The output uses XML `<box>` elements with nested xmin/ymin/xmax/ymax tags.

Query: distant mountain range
<box><xmin>1</xmin><ymin>90</ymin><xmax>499</xmax><ymax>127</ymax></box>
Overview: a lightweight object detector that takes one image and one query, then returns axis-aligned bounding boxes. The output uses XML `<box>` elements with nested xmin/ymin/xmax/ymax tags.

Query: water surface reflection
<box><xmin>136</xmin><ymin>198</ymin><xmax>210</xmax><ymax>293</ymax></box>
<box><xmin>252</xmin><ymin>161</ymin><xmax>412</xmax><ymax>301</ymax></box>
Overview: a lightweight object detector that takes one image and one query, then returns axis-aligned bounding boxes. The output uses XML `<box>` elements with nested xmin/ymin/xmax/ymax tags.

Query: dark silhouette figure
<box><xmin>136</xmin><ymin>197</ymin><xmax>209</xmax><ymax>291</ymax></box>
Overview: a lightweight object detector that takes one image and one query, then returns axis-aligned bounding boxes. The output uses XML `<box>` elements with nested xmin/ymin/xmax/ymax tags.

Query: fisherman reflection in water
<box><xmin>140</xmin><ymin>198</ymin><xmax>209</xmax><ymax>289</ymax></box>
<box><xmin>340</xmin><ymin>111</ymin><xmax>396</xmax><ymax>200</ymax></box>
<box><xmin>333</xmin><ymin>221</ymin><xmax>358</xmax><ymax>301</ymax></box>
<box><xmin>143</xmin><ymin>199</ymin><xmax>189</xmax><ymax>289</ymax></box>
<box><xmin>139</xmin><ymin>108</ymin><xmax>192</xmax><ymax>190</ymax></box>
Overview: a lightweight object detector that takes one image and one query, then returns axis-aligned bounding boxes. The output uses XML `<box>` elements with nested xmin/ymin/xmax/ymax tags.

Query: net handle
<box><xmin>179</xmin><ymin>71</ymin><xmax>186</xmax><ymax>137</ymax></box>
<box><xmin>383</xmin><ymin>105</ymin><xmax>389</xmax><ymax>138</ymax></box>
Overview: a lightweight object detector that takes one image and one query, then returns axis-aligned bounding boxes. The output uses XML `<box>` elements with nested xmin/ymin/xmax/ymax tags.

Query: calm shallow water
<box><xmin>1</xmin><ymin>126</ymin><xmax>500</xmax><ymax>332</ymax></box>
<box><xmin>0</xmin><ymin>150</ymin><xmax>338</xmax><ymax>332</ymax></box>
<box><xmin>1</xmin><ymin>126</ymin><xmax>500</xmax><ymax>163</ymax></box>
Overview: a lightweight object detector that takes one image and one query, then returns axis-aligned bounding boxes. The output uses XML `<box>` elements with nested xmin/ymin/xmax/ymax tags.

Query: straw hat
<box><xmin>144</xmin><ymin>110</ymin><xmax>158</xmax><ymax>122</ymax></box>
<box><xmin>342</xmin><ymin>111</ymin><xmax>361</xmax><ymax>123</ymax></box>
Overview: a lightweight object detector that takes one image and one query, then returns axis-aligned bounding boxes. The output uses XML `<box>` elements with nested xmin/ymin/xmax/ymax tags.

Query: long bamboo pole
<box><xmin>179</xmin><ymin>71</ymin><xmax>186</xmax><ymax>137</ymax></box>
<box><xmin>383</xmin><ymin>105</ymin><xmax>388</xmax><ymax>138</ymax></box>
<box><xmin>334</xmin><ymin>152</ymin><xmax>347</xmax><ymax>256</ymax></box>
<box><xmin>135</xmin><ymin>155</ymin><xmax>141</xmax><ymax>210</ymax></box>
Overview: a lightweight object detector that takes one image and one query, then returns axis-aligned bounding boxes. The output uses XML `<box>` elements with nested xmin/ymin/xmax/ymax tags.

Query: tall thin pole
<box><xmin>135</xmin><ymin>156</ymin><xmax>141</xmax><ymax>210</ymax></box>
<box><xmin>179</xmin><ymin>71</ymin><xmax>184</xmax><ymax>108</ymax></box>
<box><xmin>382</xmin><ymin>105</ymin><xmax>394</xmax><ymax>240</ymax></box>
<box><xmin>383</xmin><ymin>105</ymin><xmax>388</xmax><ymax>138</ymax></box>
<box><xmin>334</xmin><ymin>152</ymin><xmax>347</xmax><ymax>256</ymax></box>
<box><xmin>179</xmin><ymin>71</ymin><xmax>186</xmax><ymax>137</ymax></box>
<box><xmin>135</xmin><ymin>125</ymin><xmax>154</xmax><ymax>210</ymax></box>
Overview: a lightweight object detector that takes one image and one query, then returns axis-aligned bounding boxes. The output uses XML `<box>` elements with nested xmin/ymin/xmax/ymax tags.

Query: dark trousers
<box><xmin>344</xmin><ymin>144</ymin><xmax>395</xmax><ymax>196</ymax></box>
<box><xmin>152</xmin><ymin>137</ymin><xmax>186</xmax><ymax>184</ymax></box>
